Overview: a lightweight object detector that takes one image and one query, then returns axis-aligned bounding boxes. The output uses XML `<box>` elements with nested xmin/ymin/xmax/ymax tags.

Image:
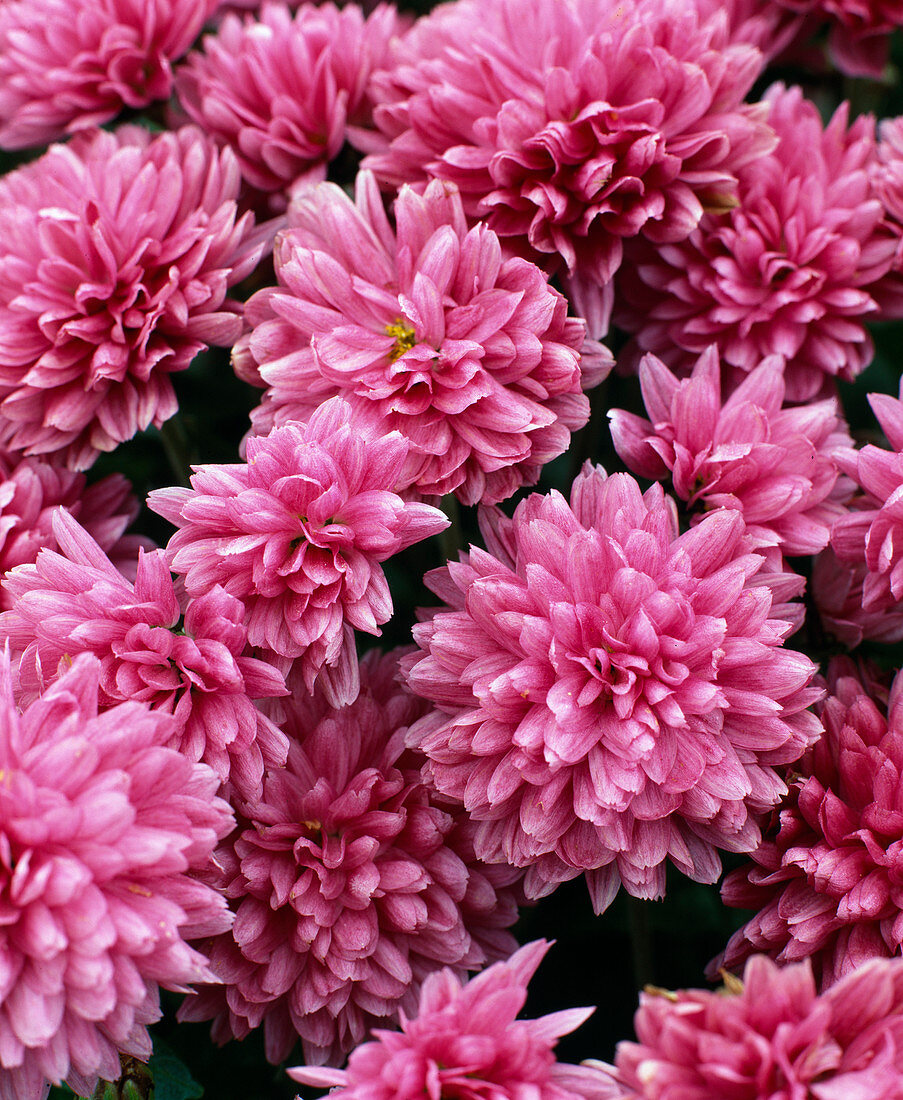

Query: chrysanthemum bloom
<box><xmin>179</xmin><ymin>648</ymin><xmax>524</xmax><ymax>1066</ymax></box>
<box><xmin>0</xmin><ymin>451</ymin><xmax>147</xmax><ymax>607</ymax></box>
<box><xmin>0</xmin><ymin>508</ymin><xmax>289</xmax><ymax>802</ymax></box>
<box><xmin>600</xmin><ymin>954</ymin><xmax>903</xmax><ymax>1098</ymax></box>
<box><xmin>778</xmin><ymin>0</ymin><xmax>903</xmax><ymax>77</ymax></box>
<box><xmin>811</xmin><ymin>547</ymin><xmax>903</xmax><ymax>645</ymax></box>
<box><xmin>709</xmin><ymin>0</ymin><xmax>903</xmax><ymax>79</ymax></box>
<box><xmin>0</xmin><ymin>125</ymin><xmax>265</xmax><ymax>470</ymax></box>
<box><xmin>175</xmin><ymin>2</ymin><xmax>402</xmax><ymax>197</ymax></box>
<box><xmin>402</xmin><ymin>463</ymin><xmax>822</xmax><ymax>912</ymax></box>
<box><xmin>0</xmin><ymin>651</ymin><xmax>234</xmax><ymax>1100</ymax></box>
<box><xmin>823</xmin><ymin>385</ymin><xmax>903</xmax><ymax>631</ymax></box>
<box><xmin>868</xmin><ymin>116</ymin><xmax>903</xmax><ymax>318</ymax></box>
<box><xmin>360</xmin><ymin>0</ymin><xmax>773</xmax><ymax>318</ymax></box>
<box><xmin>713</xmin><ymin>658</ymin><xmax>903</xmax><ymax>988</ymax></box>
<box><xmin>609</xmin><ymin>348</ymin><xmax>853</xmax><ymax>557</ymax></box>
<box><xmin>235</xmin><ymin>171</ymin><xmax>598</xmax><ymax>505</ymax></box>
<box><xmin>289</xmin><ymin>940</ymin><xmax>616</xmax><ymax>1100</ymax></box>
<box><xmin>0</xmin><ymin>0</ymin><xmax>219</xmax><ymax>150</ymax></box>
<box><xmin>615</xmin><ymin>83</ymin><xmax>896</xmax><ymax>402</ymax></box>
<box><xmin>149</xmin><ymin>397</ymin><xmax>448</xmax><ymax>705</ymax></box>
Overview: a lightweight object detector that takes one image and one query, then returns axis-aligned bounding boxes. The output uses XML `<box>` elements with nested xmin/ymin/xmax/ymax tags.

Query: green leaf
<box><xmin>149</xmin><ymin>1039</ymin><xmax>203</xmax><ymax>1100</ymax></box>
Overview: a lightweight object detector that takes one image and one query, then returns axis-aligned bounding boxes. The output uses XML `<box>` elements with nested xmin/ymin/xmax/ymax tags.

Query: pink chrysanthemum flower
<box><xmin>236</xmin><ymin>171</ymin><xmax>599</xmax><ymax>505</ymax></box>
<box><xmin>714</xmin><ymin>658</ymin><xmax>903</xmax><ymax>989</ymax></box>
<box><xmin>175</xmin><ymin>2</ymin><xmax>402</xmax><ymax>197</ymax></box>
<box><xmin>149</xmin><ymin>397</ymin><xmax>448</xmax><ymax>706</ymax></box>
<box><xmin>0</xmin><ymin>0</ymin><xmax>219</xmax><ymax>150</ymax></box>
<box><xmin>0</xmin><ymin>125</ymin><xmax>265</xmax><ymax>470</ymax></box>
<box><xmin>822</xmin><ymin>384</ymin><xmax>903</xmax><ymax>638</ymax></box>
<box><xmin>179</xmin><ymin>648</ymin><xmax>523</xmax><ymax>1066</ymax></box>
<box><xmin>361</xmin><ymin>0</ymin><xmax>773</xmax><ymax>313</ymax></box>
<box><xmin>812</xmin><ymin>547</ymin><xmax>903</xmax><ymax>645</ymax></box>
<box><xmin>0</xmin><ymin>451</ymin><xmax>147</xmax><ymax>606</ymax></box>
<box><xmin>0</xmin><ymin>651</ymin><xmax>234</xmax><ymax>1100</ymax></box>
<box><xmin>615</xmin><ymin>83</ymin><xmax>896</xmax><ymax>402</ymax></box>
<box><xmin>402</xmin><ymin>463</ymin><xmax>822</xmax><ymax>913</ymax></box>
<box><xmin>0</xmin><ymin>508</ymin><xmax>289</xmax><ymax>802</ymax></box>
<box><xmin>781</xmin><ymin>0</ymin><xmax>903</xmax><ymax>77</ymax></box>
<box><xmin>609</xmin><ymin>348</ymin><xmax>853</xmax><ymax>557</ymax></box>
<box><xmin>868</xmin><ymin>116</ymin><xmax>903</xmax><ymax>318</ymax></box>
<box><xmin>289</xmin><ymin>940</ymin><xmax>615</xmax><ymax>1100</ymax></box>
<box><xmin>601</xmin><ymin>955</ymin><xmax>903</xmax><ymax>1098</ymax></box>
<box><xmin>709</xmin><ymin>0</ymin><xmax>903</xmax><ymax>79</ymax></box>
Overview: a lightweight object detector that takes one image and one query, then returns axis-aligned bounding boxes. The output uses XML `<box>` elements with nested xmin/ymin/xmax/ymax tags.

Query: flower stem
<box><xmin>159</xmin><ymin>415</ymin><xmax>193</xmax><ymax>487</ymax></box>
<box><xmin>569</xmin><ymin>375</ymin><xmax>610</xmax><ymax>481</ymax></box>
<box><xmin>438</xmin><ymin>493</ymin><xmax>463</xmax><ymax>561</ymax></box>
<box><xmin>626</xmin><ymin>894</ymin><xmax>655</xmax><ymax>990</ymax></box>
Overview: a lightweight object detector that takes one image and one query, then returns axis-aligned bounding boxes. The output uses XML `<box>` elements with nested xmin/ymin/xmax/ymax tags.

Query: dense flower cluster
<box><xmin>175</xmin><ymin>2</ymin><xmax>402</xmax><ymax>198</ymax></box>
<box><xmin>179</xmin><ymin>648</ymin><xmax>523</xmax><ymax>1065</ymax></box>
<box><xmin>714</xmin><ymin>658</ymin><xmax>903</xmax><ymax>987</ymax></box>
<box><xmin>403</xmin><ymin>463</ymin><xmax>822</xmax><ymax>911</ymax></box>
<box><xmin>362</xmin><ymin>0</ymin><xmax>774</xmax><ymax>316</ymax></box>
<box><xmin>609</xmin><ymin>347</ymin><xmax>852</xmax><ymax>556</ymax></box>
<box><xmin>150</xmin><ymin>396</ymin><xmax>448</xmax><ymax>704</ymax></box>
<box><xmin>601</xmin><ymin>954</ymin><xmax>903</xmax><ymax>1098</ymax></box>
<box><xmin>0</xmin><ymin>509</ymin><xmax>289</xmax><ymax>801</ymax></box>
<box><xmin>0</xmin><ymin>652</ymin><xmax>233</xmax><ymax>1100</ymax></box>
<box><xmin>0</xmin><ymin>0</ymin><xmax>218</xmax><ymax>150</ymax></box>
<box><xmin>616</xmin><ymin>83</ymin><xmax>896</xmax><ymax>400</ymax></box>
<box><xmin>236</xmin><ymin>171</ymin><xmax>599</xmax><ymax>504</ymax></box>
<box><xmin>0</xmin><ymin>124</ymin><xmax>265</xmax><ymax>469</ymax></box>
<box><xmin>2</xmin><ymin>0</ymin><xmax>903</xmax><ymax>1091</ymax></box>
<box><xmin>289</xmin><ymin>940</ymin><xmax>615</xmax><ymax>1100</ymax></box>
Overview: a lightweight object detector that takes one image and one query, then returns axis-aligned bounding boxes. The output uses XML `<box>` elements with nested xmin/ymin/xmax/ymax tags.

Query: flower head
<box><xmin>0</xmin><ymin>508</ymin><xmax>289</xmax><ymax>802</ymax></box>
<box><xmin>0</xmin><ymin>0</ymin><xmax>218</xmax><ymax>149</ymax></box>
<box><xmin>818</xmin><ymin>384</ymin><xmax>903</xmax><ymax>641</ymax></box>
<box><xmin>609</xmin><ymin>347</ymin><xmax>853</xmax><ymax>556</ymax></box>
<box><xmin>812</xmin><ymin>548</ymin><xmax>903</xmax><ymax>645</ymax></box>
<box><xmin>149</xmin><ymin>397</ymin><xmax>449</xmax><ymax>705</ymax></box>
<box><xmin>715</xmin><ymin>658</ymin><xmax>903</xmax><ymax>988</ymax></box>
<box><xmin>782</xmin><ymin>0</ymin><xmax>903</xmax><ymax>77</ymax></box>
<box><xmin>0</xmin><ymin>452</ymin><xmax>147</xmax><ymax>606</ymax></box>
<box><xmin>179</xmin><ymin>648</ymin><xmax>523</xmax><ymax>1066</ymax></box>
<box><xmin>615</xmin><ymin>83</ymin><xmax>896</xmax><ymax>401</ymax></box>
<box><xmin>606</xmin><ymin>955</ymin><xmax>903</xmax><ymax>1098</ymax></box>
<box><xmin>0</xmin><ymin>651</ymin><xmax>233</xmax><ymax>1099</ymax></box>
<box><xmin>176</xmin><ymin>2</ymin><xmax>402</xmax><ymax>197</ymax></box>
<box><xmin>868</xmin><ymin>115</ymin><xmax>903</xmax><ymax>317</ymax></box>
<box><xmin>402</xmin><ymin>464</ymin><xmax>822</xmax><ymax>912</ymax></box>
<box><xmin>362</xmin><ymin>0</ymin><xmax>772</xmax><ymax>306</ymax></box>
<box><xmin>289</xmin><ymin>940</ymin><xmax>614</xmax><ymax>1100</ymax></box>
<box><xmin>237</xmin><ymin>171</ymin><xmax>598</xmax><ymax>505</ymax></box>
<box><xmin>0</xmin><ymin>125</ymin><xmax>265</xmax><ymax>469</ymax></box>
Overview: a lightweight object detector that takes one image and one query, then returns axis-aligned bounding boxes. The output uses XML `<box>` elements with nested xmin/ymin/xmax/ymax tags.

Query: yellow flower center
<box><xmin>385</xmin><ymin>318</ymin><xmax>417</xmax><ymax>362</ymax></box>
